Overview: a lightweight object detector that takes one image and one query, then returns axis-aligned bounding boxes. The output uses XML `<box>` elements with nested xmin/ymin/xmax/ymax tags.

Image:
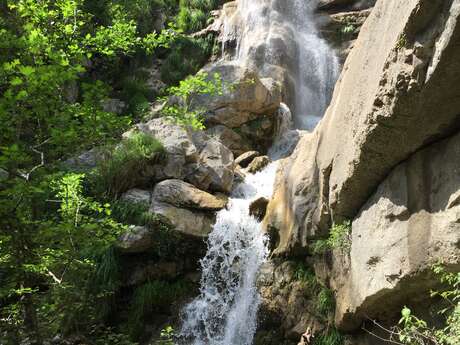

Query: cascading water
<box><xmin>232</xmin><ymin>0</ymin><xmax>339</xmax><ymax>130</ymax></box>
<box><xmin>181</xmin><ymin>1</ymin><xmax>339</xmax><ymax>344</ymax></box>
<box><xmin>180</xmin><ymin>164</ymin><xmax>277</xmax><ymax>345</ymax></box>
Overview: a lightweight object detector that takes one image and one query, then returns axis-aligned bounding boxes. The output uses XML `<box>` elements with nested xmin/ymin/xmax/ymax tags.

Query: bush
<box><xmin>95</xmin><ymin>132</ymin><xmax>165</xmax><ymax>197</ymax></box>
<box><xmin>312</xmin><ymin>221</ymin><xmax>351</xmax><ymax>255</ymax></box>
<box><xmin>316</xmin><ymin>287</ymin><xmax>335</xmax><ymax>317</ymax></box>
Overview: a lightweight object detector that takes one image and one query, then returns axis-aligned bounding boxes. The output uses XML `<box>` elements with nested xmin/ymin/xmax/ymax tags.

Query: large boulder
<box><xmin>150</xmin><ymin>201</ymin><xmax>215</xmax><ymax>238</ymax></box>
<box><xmin>133</xmin><ymin>117</ymin><xmax>235</xmax><ymax>193</ymax></box>
<box><xmin>198</xmin><ymin>64</ymin><xmax>282</xmax><ymax>129</ymax></box>
<box><xmin>332</xmin><ymin>132</ymin><xmax>460</xmax><ymax>331</ymax></box>
<box><xmin>152</xmin><ymin>179</ymin><xmax>227</xmax><ymax>211</ymax></box>
<box><xmin>266</xmin><ymin>0</ymin><xmax>460</xmax><ymax>255</ymax></box>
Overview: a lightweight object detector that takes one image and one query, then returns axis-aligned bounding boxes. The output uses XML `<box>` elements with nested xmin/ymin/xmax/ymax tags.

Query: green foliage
<box><xmin>160</xmin><ymin>35</ymin><xmax>214</xmax><ymax>85</ymax></box>
<box><xmin>294</xmin><ymin>263</ymin><xmax>317</xmax><ymax>288</ymax></box>
<box><xmin>317</xmin><ymin>287</ymin><xmax>336</xmax><ymax>317</ymax></box>
<box><xmin>312</xmin><ymin>221</ymin><xmax>351</xmax><ymax>255</ymax></box>
<box><xmin>0</xmin><ymin>1</ymin><xmax>175</xmax><ymax>343</ymax></box>
<box><xmin>156</xmin><ymin>326</ymin><xmax>176</xmax><ymax>345</ymax></box>
<box><xmin>313</xmin><ymin>328</ymin><xmax>344</xmax><ymax>345</ymax></box>
<box><xmin>395</xmin><ymin>266</ymin><xmax>460</xmax><ymax>345</ymax></box>
<box><xmin>160</xmin><ymin>71</ymin><xmax>224</xmax><ymax>129</ymax></box>
<box><xmin>176</xmin><ymin>0</ymin><xmax>221</xmax><ymax>33</ymax></box>
<box><xmin>95</xmin><ymin>132</ymin><xmax>164</xmax><ymax>197</ymax></box>
<box><xmin>293</xmin><ymin>263</ymin><xmax>335</xmax><ymax>318</ymax></box>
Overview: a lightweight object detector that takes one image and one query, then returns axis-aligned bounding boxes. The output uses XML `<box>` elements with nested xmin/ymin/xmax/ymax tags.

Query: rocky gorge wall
<box><xmin>264</xmin><ymin>0</ymin><xmax>460</xmax><ymax>342</ymax></box>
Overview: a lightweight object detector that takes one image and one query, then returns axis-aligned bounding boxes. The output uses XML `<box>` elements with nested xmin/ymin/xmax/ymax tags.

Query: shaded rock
<box><xmin>206</xmin><ymin>125</ymin><xmax>252</xmax><ymax>157</ymax></box>
<box><xmin>64</xmin><ymin>148</ymin><xmax>102</xmax><ymax>171</ymax></box>
<box><xmin>102</xmin><ymin>98</ymin><xmax>126</xmax><ymax>114</ymax></box>
<box><xmin>0</xmin><ymin>168</ymin><xmax>9</xmax><ymax>181</ymax></box>
<box><xmin>150</xmin><ymin>201</ymin><xmax>215</xmax><ymax>238</ymax></box>
<box><xmin>246</xmin><ymin>155</ymin><xmax>271</xmax><ymax>174</ymax></box>
<box><xmin>257</xmin><ymin>261</ymin><xmax>325</xmax><ymax>341</ymax></box>
<box><xmin>152</xmin><ymin>179</ymin><xmax>227</xmax><ymax>211</ymax></box>
<box><xmin>317</xmin><ymin>0</ymin><xmax>375</xmax><ymax>12</ymax></box>
<box><xmin>332</xmin><ymin>131</ymin><xmax>460</xmax><ymax>331</ymax></box>
<box><xmin>235</xmin><ymin>151</ymin><xmax>261</xmax><ymax>168</ymax></box>
<box><xmin>125</xmin><ymin>261</ymin><xmax>181</xmax><ymax>286</ymax></box>
<box><xmin>121</xmin><ymin>189</ymin><xmax>151</xmax><ymax>205</ymax></box>
<box><xmin>234</xmin><ymin>165</ymin><xmax>246</xmax><ymax>184</ymax></box>
<box><xmin>249</xmin><ymin>197</ymin><xmax>269</xmax><ymax>221</ymax></box>
<box><xmin>117</xmin><ymin>226</ymin><xmax>153</xmax><ymax>254</ymax></box>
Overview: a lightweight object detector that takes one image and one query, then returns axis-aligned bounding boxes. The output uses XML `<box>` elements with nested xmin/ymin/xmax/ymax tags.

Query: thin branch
<box><xmin>361</xmin><ymin>325</ymin><xmax>404</xmax><ymax>345</ymax></box>
<box><xmin>47</xmin><ymin>270</ymin><xmax>62</xmax><ymax>284</ymax></box>
<box><xmin>18</xmin><ymin>138</ymin><xmax>51</xmax><ymax>181</ymax></box>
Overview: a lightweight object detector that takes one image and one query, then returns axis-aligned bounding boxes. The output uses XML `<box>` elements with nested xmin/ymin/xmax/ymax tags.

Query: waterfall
<box><xmin>180</xmin><ymin>1</ymin><xmax>339</xmax><ymax>344</ymax></box>
<box><xmin>230</xmin><ymin>0</ymin><xmax>339</xmax><ymax>130</ymax></box>
<box><xmin>180</xmin><ymin>164</ymin><xmax>277</xmax><ymax>345</ymax></box>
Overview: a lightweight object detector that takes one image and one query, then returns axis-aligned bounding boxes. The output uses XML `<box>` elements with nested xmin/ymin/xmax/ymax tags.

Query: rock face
<box><xmin>197</xmin><ymin>63</ymin><xmax>282</xmax><ymax>153</ymax></box>
<box><xmin>256</xmin><ymin>261</ymin><xmax>325</xmax><ymax>343</ymax></box>
<box><xmin>333</xmin><ymin>132</ymin><xmax>460</xmax><ymax>331</ymax></box>
<box><xmin>133</xmin><ymin>117</ymin><xmax>235</xmax><ymax>193</ymax></box>
<box><xmin>150</xmin><ymin>201</ymin><xmax>215</xmax><ymax>238</ymax></box>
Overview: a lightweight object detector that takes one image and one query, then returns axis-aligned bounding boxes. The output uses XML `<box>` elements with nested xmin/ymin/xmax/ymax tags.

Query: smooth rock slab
<box><xmin>150</xmin><ymin>201</ymin><xmax>215</xmax><ymax>238</ymax></box>
<box><xmin>152</xmin><ymin>179</ymin><xmax>227</xmax><ymax>211</ymax></box>
<box><xmin>332</xmin><ymin>132</ymin><xmax>460</xmax><ymax>331</ymax></box>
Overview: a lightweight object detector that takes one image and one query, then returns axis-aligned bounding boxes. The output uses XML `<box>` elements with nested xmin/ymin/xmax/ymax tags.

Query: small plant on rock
<box><xmin>160</xmin><ymin>71</ymin><xmax>224</xmax><ymax>130</ymax></box>
<box><xmin>95</xmin><ymin>132</ymin><xmax>164</xmax><ymax>197</ymax></box>
<box><xmin>312</xmin><ymin>221</ymin><xmax>351</xmax><ymax>255</ymax></box>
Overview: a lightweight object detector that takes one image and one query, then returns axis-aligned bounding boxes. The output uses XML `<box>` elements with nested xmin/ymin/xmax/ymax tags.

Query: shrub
<box><xmin>160</xmin><ymin>71</ymin><xmax>224</xmax><ymax>129</ymax></box>
<box><xmin>316</xmin><ymin>287</ymin><xmax>335</xmax><ymax>317</ymax></box>
<box><xmin>95</xmin><ymin>132</ymin><xmax>164</xmax><ymax>197</ymax></box>
<box><xmin>312</xmin><ymin>221</ymin><xmax>351</xmax><ymax>255</ymax></box>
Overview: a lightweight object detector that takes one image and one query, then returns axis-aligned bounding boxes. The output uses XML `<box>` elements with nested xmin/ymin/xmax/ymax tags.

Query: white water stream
<box><xmin>180</xmin><ymin>1</ymin><xmax>339</xmax><ymax>344</ymax></box>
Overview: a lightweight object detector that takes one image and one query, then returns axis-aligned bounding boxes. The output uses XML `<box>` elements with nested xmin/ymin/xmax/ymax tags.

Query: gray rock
<box><xmin>64</xmin><ymin>148</ymin><xmax>102</xmax><ymax>171</ymax></box>
<box><xmin>332</xmin><ymin>131</ymin><xmax>460</xmax><ymax>331</ymax></box>
<box><xmin>102</xmin><ymin>98</ymin><xmax>126</xmax><ymax>115</ymax></box>
<box><xmin>152</xmin><ymin>179</ymin><xmax>227</xmax><ymax>210</ymax></box>
<box><xmin>121</xmin><ymin>189</ymin><xmax>151</xmax><ymax>205</ymax></box>
<box><xmin>235</xmin><ymin>151</ymin><xmax>261</xmax><ymax>168</ymax></box>
<box><xmin>150</xmin><ymin>201</ymin><xmax>215</xmax><ymax>238</ymax></box>
<box><xmin>266</xmin><ymin>0</ymin><xmax>460</xmax><ymax>255</ymax></box>
<box><xmin>245</xmin><ymin>155</ymin><xmax>271</xmax><ymax>174</ymax></box>
<box><xmin>131</xmin><ymin>117</ymin><xmax>235</xmax><ymax>193</ymax></box>
<box><xmin>206</xmin><ymin>125</ymin><xmax>252</xmax><ymax>157</ymax></box>
<box><xmin>117</xmin><ymin>226</ymin><xmax>153</xmax><ymax>254</ymax></box>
